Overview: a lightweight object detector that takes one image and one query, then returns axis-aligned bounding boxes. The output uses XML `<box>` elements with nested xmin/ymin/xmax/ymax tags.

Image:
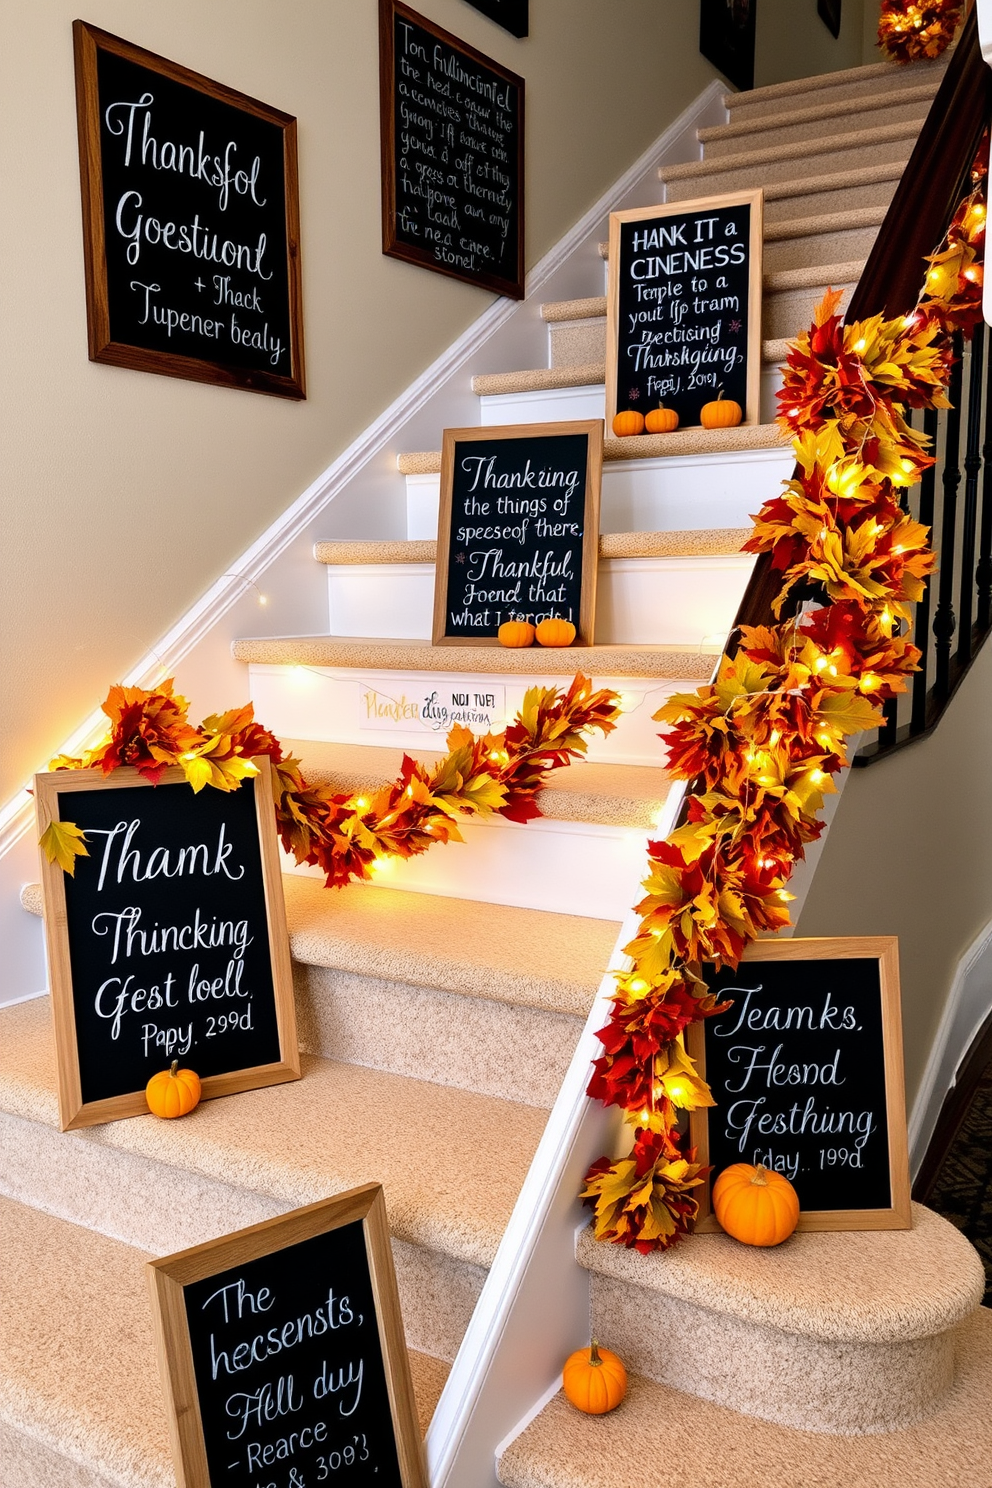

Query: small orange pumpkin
<box><xmin>645</xmin><ymin>405</ymin><xmax>679</xmax><ymax>434</ymax></box>
<box><xmin>535</xmin><ymin>617</ymin><xmax>576</xmax><ymax>647</ymax></box>
<box><xmin>146</xmin><ymin>1060</ymin><xmax>202</xmax><ymax>1119</ymax></box>
<box><xmin>563</xmin><ymin>1340</ymin><xmax>627</xmax><ymax>1415</ymax></box>
<box><xmin>498</xmin><ymin>620</ymin><xmax>535</xmax><ymax>648</ymax></box>
<box><xmin>700</xmin><ymin>389</ymin><xmax>743</xmax><ymax>429</ymax></box>
<box><xmin>611</xmin><ymin>409</ymin><xmax>644</xmax><ymax>437</ymax></box>
<box><xmin>712</xmin><ymin>1163</ymin><xmax>799</xmax><ymax>1247</ymax></box>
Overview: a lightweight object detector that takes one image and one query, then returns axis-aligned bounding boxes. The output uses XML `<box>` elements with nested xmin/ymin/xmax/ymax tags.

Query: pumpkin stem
<box><xmin>751</xmin><ymin>1163</ymin><xmax>770</xmax><ymax>1186</ymax></box>
<box><xmin>169</xmin><ymin>1060</ymin><xmax>179</xmax><ymax>1077</ymax></box>
<box><xmin>589</xmin><ymin>1339</ymin><xmax>602</xmax><ymax>1367</ymax></box>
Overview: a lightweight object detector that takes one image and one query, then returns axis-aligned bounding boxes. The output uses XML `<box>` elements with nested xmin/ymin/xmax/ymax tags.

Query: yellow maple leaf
<box><xmin>39</xmin><ymin>819</ymin><xmax>89</xmax><ymax>875</ymax></box>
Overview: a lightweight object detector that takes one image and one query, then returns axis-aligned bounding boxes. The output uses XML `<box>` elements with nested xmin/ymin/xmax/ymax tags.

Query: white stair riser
<box><xmin>295</xmin><ymin>963</ymin><xmax>584</xmax><ymax>1108</ymax></box>
<box><xmin>326</xmin><ymin>555</ymin><xmax>754</xmax><ymax>648</ymax></box>
<box><xmin>408</xmin><ymin>443</ymin><xmax>794</xmax><ymax>538</ymax></box>
<box><xmin>0</xmin><ymin>1105</ymin><xmax>483</xmax><ymax>1362</ymax></box>
<box><xmin>248</xmin><ymin>661</ymin><xmax>703</xmax><ymax>767</ymax></box>
<box><xmin>480</xmin><ymin>385</ymin><xmax>606</xmax><ymax>425</ymax></box>
<box><xmin>285</xmin><ymin>814</ymin><xmax>649</xmax><ymax>920</ymax></box>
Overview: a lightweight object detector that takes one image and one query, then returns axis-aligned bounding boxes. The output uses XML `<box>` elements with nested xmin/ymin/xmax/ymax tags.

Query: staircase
<box><xmin>3</xmin><ymin>41</ymin><xmax>988</xmax><ymax>1488</ymax></box>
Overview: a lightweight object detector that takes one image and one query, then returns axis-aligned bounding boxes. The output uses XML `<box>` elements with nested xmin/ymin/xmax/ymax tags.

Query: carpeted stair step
<box><xmin>278</xmin><ymin>736</ymin><xmax>674</xmax><ymax>829</ymax></box>
<box><xmin>397</xmin><ymin>423</ymin><xmax>786</xmax><ymax>471</ymax></box>
<box><xmin>698</xmin><ymin>82</ymin><xmax>939</xmax><ymax>158</ymax></box>
<box><xmin>232</xmin><ymin>634</ymin><xmax>717</xmax><ymax>679</ymax></box>
<box><xmin>497</xmin><ymin>1316</ymin><xmax>992</xmax><ymax>1488</ymax></box>
<box><xmin>19</xmin><ymin>871</ymin><xmax>618</xmax><ymax>1107</ymax></box>
<box><xmin>0</xmin><ymin>1192</ymin><xmax>447</xmax><ymax>1488</ymax></box>
<box><xmin>472</xmin><ymin>341</ymin><xmax>792</xmax><ymax>398</ymax></box>
<box><xmin>660</xmin><ymin>118</ymin><xmax>927</xmax><ymax>195</ymax></box>
<box><xmin>0</xmin><ymin>993</ymin><xmax>549</xmax><ymax>1362</ymax></box>
<box><xmin>723</xmin><ymin>55</ymin><xmax>949</xmax><ymax>121</ymax></box>
<box><xmin>575</xmin><ymin>1210</ymin><xmax>985</xmax><ymax>1433</ymax></box>
<box><xmin>314</xmin><ymin>531</ymin><xmax>752</xmax><ymax>565</ymax></box>
<box><xmin>752</xmin><ymin>162</ymin><xmax>907</xmax><ymax>224</ymax></box>
<box><xmin>540</xmin><ymin>258</ymin><xmax>862</xmax><ymax>368</ymax></box>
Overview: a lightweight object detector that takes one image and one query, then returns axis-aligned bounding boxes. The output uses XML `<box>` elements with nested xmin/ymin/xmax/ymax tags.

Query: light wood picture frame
<box><xmin>432</xmin><ymin>420</ymin><xmax>603</xmax><ymax>646</ymax></box>
<box><xmin>34</xmin><ymin>759</ymin><xmax>299</xmax><ymax>1131</ymax></box>
<box><xmin>148</xmin><ymin>1184</ymin><xmax>428</xmax><ymax>1488</ymax></box>
<box><xmin>606</xmin><ymin>189</ymin><xmax>764</xmax><ymax>434</ymax></box>
<box><xmin>688</xmin><ymin>937</ymin><xmax>912</xmax><ymax>1232</ymax></box>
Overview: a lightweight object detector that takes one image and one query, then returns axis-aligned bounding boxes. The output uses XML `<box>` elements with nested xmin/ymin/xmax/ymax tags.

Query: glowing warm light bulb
<box><xmin>355</xmin><ymin>796</ymin><xmax>370</xmax><ymax>812</ymax></box>
<box><xmin>859</xmin><ymin>673</ymin><xmax>880</xmax><ymax>694</ymax></box>
<box><xmin>666</xmin><ymin>1079</ymin><xmax>690</xmax><ymax>1104</ymax></box>
<box><xmin>854</xmin><ymin>338</ymin><xmax>867</xmax><ymax>354</ymax></box>
<box><xmin>769</xmin><ymin>729</ymin><xmax>781</xmax><ymax>745</ymax></box>
<box><xmin>629</xmin><ymin>978</ymin><xmax>650</xmax><ymax>995</ymax></box>
<box><xmin>810</xmin><ymin>769</ymin><xmax>827</xmax><ymax>785</ymax></box>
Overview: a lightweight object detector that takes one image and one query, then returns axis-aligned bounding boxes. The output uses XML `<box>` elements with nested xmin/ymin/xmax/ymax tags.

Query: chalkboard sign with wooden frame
<box><xmin>379</xmin><ymin>0</ymin><xmax>525</xmax><ymax>299</ymax></box>
<box><xmin>149</xmin><ymin>1184</ymin><xmax>427</xmax><ymax>1488</ymax></box>
<box><xmin>432</xmin><ymin>420</ymin><xmax>603</xmax><ymax>646</ymax></box>
<box><xmin>73</xmin><ymin>21</ymin><xmax>305</xmax><ymax>399</ymax></box>
<box><xmin>34</xmin><ymin>760</ymin><xmax>299</xmax><ymax>1131</ymax></box>
<box><xmin>688</xmin><ymin>937</ymin><xmax>912</xmax><ymax>1233</ymax></box>
<box><xmin>606</xmin><ymin>191</ymin><xmax>763</xmax><ymax>435</ymax></box>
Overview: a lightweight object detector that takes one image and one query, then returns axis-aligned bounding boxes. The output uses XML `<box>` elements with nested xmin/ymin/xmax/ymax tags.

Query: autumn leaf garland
<box><xmin>582</xmin><ymin>163</ymin><xmax>987</xmax><ymax>1252</ymax></box>
<box><xmin>42</xmin><ymin>674</ymin><xmax>623</xmax><ymax>883</ymax></box>
<box><xmin>877</xmin><ymin>0</ymin><xmax>963</xmax><ymax>64</ymax></box>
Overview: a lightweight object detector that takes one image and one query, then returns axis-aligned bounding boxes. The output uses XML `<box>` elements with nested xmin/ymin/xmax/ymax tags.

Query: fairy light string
<box><xmin>581</xmin><ymin>157</ymin><xmax>987</xmax><ymax>1253</ymax></box>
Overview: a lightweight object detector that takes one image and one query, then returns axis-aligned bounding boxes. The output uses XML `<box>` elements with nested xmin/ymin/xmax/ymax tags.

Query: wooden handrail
<box><xmin>729</xmin><ymin>10</ymin><xmax>991</xmax><ymax>649</ymax></box>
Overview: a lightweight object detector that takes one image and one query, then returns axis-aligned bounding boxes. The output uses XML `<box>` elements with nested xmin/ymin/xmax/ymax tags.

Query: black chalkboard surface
<box><xmin>379</xmin><ymin>0</ymin><xmax>525</xmax><ymax>298</ymax></box>
<box><xmin>689</xmin><ymin>938</ymin><xmax>912</xmax><ymax>1232</ymax></box>
<box><xmin>149</xmin><ymin>1186</ymin><xmax>427</xmax><ymax>1488</ymax></box>
<box><xmin>606</xmin><ymin>192</ymin><xmax>763</xmax><ymax>433</ymax></box>
<box><xmin>433</xmin><ymin>421</ymin><xmax>603</xmax><ymax>645</ymax></box>
<box><xmin>34</xmin><ymin>761</ymin><xmax>299</xmax><ymax>1130</ymax></box>
<box><xmin>73</xmin><ymin>21</ymin><xmax>305</xmax><ymax>398</ymax></box>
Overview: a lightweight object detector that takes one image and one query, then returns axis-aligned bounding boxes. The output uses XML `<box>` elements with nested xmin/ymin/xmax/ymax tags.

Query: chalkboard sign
<box><xmin>149</xmin><ymin>1185</ymin><xmax>427</xmax><ymax>1488</ymax></box>
<box><xmin>379</xmin><ymin>0</ymin><xmax>525</xmax><ymax>299</ymax></box>
<box><xmin>606</xmin><ymin>192</ymin><xmax>763</xmax><ymax>434</ymax></box>
<box><xmin>432</xmin><ymin>421</ymin><xmax>603</xmax><ymax>645</ymax></box>
<box><xmin>463</xmin><ymin>0</ymin><xmax>529</xmax><ymax>37</ymax></box>
<box><xmin>34</xmin><ymin>761</ymin><xmax>299</xmax><ymax>1131</ymax></box>
<box><xmin>688</xmin><ymin>938</ymin><xmax>912</xmax><ymax>1232</ymax></box>
<box><xmin>73</xmin><ymin>21</ymin><xmax>305</xmax><ymax>399</ymax></box>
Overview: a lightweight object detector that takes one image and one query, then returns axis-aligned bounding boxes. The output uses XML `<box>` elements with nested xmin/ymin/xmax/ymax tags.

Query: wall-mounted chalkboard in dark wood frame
<box><xmin>606</xmin><ymin>191</ymin><xmax>763</xmax><ymax>436</ymax></box>
<box><xmin>149</xmin><ymin>1184</ymin><xmax>427</xmax><ymax>1488</ymax></box>
<box><xmin>73</xmin><ymin>21</ymin><xmax>305</xmax><ymax>399</ymax></box>
<box><xmin>433</xmin><ymin>420</ymin><xmax>603</xmax><ymax>645</ymax></box>
<box><xmin>34</xmin><ymin>760</ymin><xmax>299</xmax><ymax>1131</ymax></box>
<box><xmin>379</xmin><ymin>0</ymin><xmax>525</xmax><ymax>299</ymax></box>
<box><xmin>688</xmin><ymin>938</ymin><xmax>912</xmax><ymax>1232</ymax></box>
<box><xmin>462</xmin><ymin>0</ymin><xmax>529</xmax><ymax>37</ymax></box>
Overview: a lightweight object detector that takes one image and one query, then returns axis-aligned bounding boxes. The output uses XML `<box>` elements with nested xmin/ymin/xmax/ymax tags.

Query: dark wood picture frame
<box><xmin>72</xmin><ymin>20</ymin><xmax>306</xmax><ymax>398</ymax></box>
<box><xmin>688</xmin><ymin>937</ymin><xmax>912</xmax><ymax>1233</ymax></box>
<box><xmin>34</xmin><ymin>759</ymin><xmax>300</xmax><ymax>1131</ymax></box>
<box><xmin>432</xmin><ymin>420</ymin><xmax>603</xmax><ymax>646</ymax></box>
<box><xmin>818</xmin><ymin>0</ymin><xmax>843</xmax><ymax>40</ymax></box>
<box><xmin>148</xmin><ymin>1185</ymin><xmax>428</xmax><ymax>1488</ymax></box>
<box><xmin>379</xmin><ymin>0</ymin><xmax>525</xmax><ymax>299</ymax></box>
<box><xmin>462</xmin><ymin>0</ymin><xmax>529</xmax><ymax>37</ymax></box>
<box><xmin>699</xmin><ymin>0</ymin><xmax>757</xmax><ymax>93</ymax></box>
<box><xmin>606</xmin><ymin>190</ymin><xmax>764</xmax><ymax>435</ymax></box>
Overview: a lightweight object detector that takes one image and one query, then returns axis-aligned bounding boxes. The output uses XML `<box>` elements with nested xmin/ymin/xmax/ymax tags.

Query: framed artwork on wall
<box><xmin>818</xmin><ymin>0</ymin><xmax>843</xmax><ymax>38</ymax></box>
<box><xmin>462</xmin><ymin>0</ymin><xmax>529</xmax><ymax>37</ymax></box>
<box><xmin>699</xmin><ymin>0</ymin><xmax>757</xmax><ymax>92</ymax></box>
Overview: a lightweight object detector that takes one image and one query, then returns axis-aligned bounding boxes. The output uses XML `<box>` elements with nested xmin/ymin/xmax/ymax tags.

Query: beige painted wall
<box><xmin>0</xmin><ymin>1</ymin><xmax>865</xmax><ymax>806</ymax></box>
<box><xmin>797</xmin><ymin>639</ymin><xmax>992</xmax><ymax>1106</ymax></box>
<box><xmin>755</xmin><ymin>0</ymin><xmax>868</xmax><ymax>86</ymax></box>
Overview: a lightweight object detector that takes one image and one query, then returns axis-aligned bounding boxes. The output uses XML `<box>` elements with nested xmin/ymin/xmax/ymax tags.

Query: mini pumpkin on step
<box><xmin>700</xmin><ymin>389</ymin><xmax>743</xmax><ymax>429</ymax></box>
<box><xmin>146</xmin><ymin>1060</ymin><xmax>202</xmax><ymax>1119</ymax></box>
<box><xmin>712</xmin><ymin>1162</ymin><xmax>799</xmax><ymax>1246</ymax></box>
<box><xmin>563</xmin><ymin>1339</ymin><xmax>627</xmax><ymax>1414</ymax></box>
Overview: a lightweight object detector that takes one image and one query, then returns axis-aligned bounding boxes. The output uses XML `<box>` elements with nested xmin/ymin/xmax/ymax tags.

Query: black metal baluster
<box><xmin>933</xmin><ymin>335</ymin><xmax>965</xmax><ymax>705</ymax></box>
<box><xmin>958</xmin><ymin>323</ymin><xmax>985</xmax><ymax>664</ymax></box>
<box><xmin>912</xmin><ymin>408</ymin><xmax>940</xmax><ymax>736</ymax></box>
<box><xmin>977</xmin><ymin>338</ymin><xmax>992</xmax><ymax>632</ymax></box>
